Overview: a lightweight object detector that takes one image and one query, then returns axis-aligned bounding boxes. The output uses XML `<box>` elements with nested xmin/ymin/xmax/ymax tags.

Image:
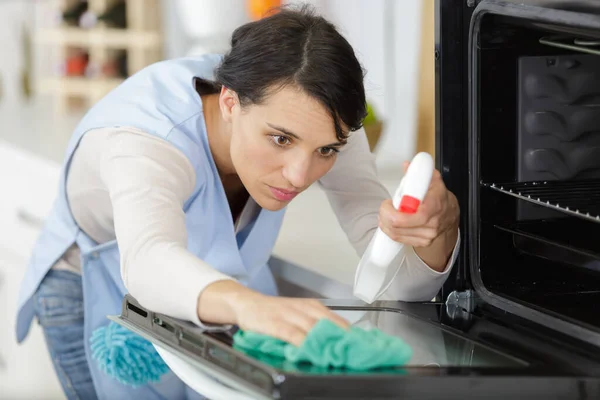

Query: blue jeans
<box><xmin>34</xmin><ymin>269</ymin><xmax>98</xmax><ymax>400</ymax></box>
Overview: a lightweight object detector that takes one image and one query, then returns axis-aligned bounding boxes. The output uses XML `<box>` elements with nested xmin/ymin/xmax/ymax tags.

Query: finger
<box><xmin>402</xmin><ymin>236</ymin><xmax>437</xmax><ymax>248</ymax></box>
<box><xmin>303</xmin><ymin>300</ymin><xmax>350</xmax><ymax>329</ymax></box>
<box><xmin>273</xmin><ymin>321</ymin><xmax>307</xmax><ymax>347</ymax></box>
<box><xmin>403</xmin><ymin>161</ymin><xmax>410</xmax><ymax>173</ymax></box>
<box><xmin>379</xmin><ymin>223</ymin><xmax>440</xmax><ymax>245</ymax></box>
<box><xmin>414</xmin><ymin>186</ymin><xmax>446</xmax><ymax>220</ymax></box>
<box><xmin>301</xmin><ymin>300</ymin><xmax>350</xmax><ymax>329</ymax></box>
<box><xmin>380</xmin><ymin>225</ymin><xmax>439</xmax><ymax>240</ymax></box>
<box><xmin>390</xmin><ymin>191</ymin><xmax>441</xmax><ymax>219</ymax></box>
<box><xmin>380</xmin><ymin>201</ymin><xmax>431</xmax><ymax>229</ymax></box>
<box><xmin>380</xmin><ymin>198</ymin><xmax>414</xmax><ymax>223</ymax></box>
<box><xmin>422</xmin><ymin>179</ymin><xmax>446</xmax><ymax>205</ymax></box>
<box><xmin>284</xmin><ymin>307</ymin><xmax>320</xmax><ymax>334</ymax></box>
<box><xmin>420</xmin><ymin>194</ymin><xmax>443</xmax><ymax>216</ymax></box>
<box><xmin>324</xmin><ymin>309</ymin><xmax>351</xmax><ymax>329</ymax></box>
<box><xmin>380</xmin><ymin>232</ymin><xmax>438</xmax><ymax>248</ymax></box>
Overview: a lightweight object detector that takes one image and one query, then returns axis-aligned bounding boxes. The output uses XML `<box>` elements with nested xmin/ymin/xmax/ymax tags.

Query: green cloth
<box><xmin>232</xmin><ymin>319</ymin><xmax>412</xmax><ymax>371</ymax></box>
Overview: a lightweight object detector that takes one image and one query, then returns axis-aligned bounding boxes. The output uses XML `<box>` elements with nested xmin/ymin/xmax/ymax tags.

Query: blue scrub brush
<box><xmin>90</xmin><ymin>321</ymin><xmax>170</xmax><ymax>387</ymax></box>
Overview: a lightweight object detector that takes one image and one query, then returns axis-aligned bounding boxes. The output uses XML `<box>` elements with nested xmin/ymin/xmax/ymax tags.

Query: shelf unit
<box><xmin>34</xmin><ymin>0</ymin><xmax>163</xmax><ymax>114</ymax></box>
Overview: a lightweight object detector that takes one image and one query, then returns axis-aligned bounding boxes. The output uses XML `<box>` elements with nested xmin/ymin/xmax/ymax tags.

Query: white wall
<box><xmin>331</xmin><ymin>0</ymin><xmax>422</xmax><ymax>170</ymax></box>
<box><xmin>383</xmin><ymin>0</ymin><xmax>423</xmax><ymax>168</ymax></box>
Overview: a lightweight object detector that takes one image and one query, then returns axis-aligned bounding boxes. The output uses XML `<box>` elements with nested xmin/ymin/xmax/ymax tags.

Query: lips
<box><xmin>268</xmin><ymin>186</ymin><xmax>299</xmax><ymax>201</ymax></box>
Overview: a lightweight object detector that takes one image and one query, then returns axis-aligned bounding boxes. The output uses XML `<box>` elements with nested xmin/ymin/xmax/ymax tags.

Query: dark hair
<box><xmin>198</xmin><ymin>4</ymin><xmax>366</xmax><ymax>143</ymax></box>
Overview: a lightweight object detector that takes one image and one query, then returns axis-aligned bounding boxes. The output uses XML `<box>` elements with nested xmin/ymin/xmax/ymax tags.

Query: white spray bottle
<box><xmin>353</xmin><ymin>152</ymin><xmax>435</xmax><ymax>304</ymax></box>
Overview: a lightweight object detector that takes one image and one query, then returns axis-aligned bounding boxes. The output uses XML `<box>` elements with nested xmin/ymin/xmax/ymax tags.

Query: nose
<box><xmin>282</xmin><ymin>152</ymin><xmax>312</xmax><ymax>189</ymax></box>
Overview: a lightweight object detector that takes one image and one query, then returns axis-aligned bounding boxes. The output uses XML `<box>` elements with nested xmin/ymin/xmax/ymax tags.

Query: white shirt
<box><xmin>52</xmin><ymin>125</ymin><xmax>460</xmax><ymax>324</ymax></box>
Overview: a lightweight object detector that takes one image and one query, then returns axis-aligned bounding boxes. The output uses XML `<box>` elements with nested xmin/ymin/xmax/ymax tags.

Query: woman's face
<box><xmin>221</xmin><ymin>85</ymin><xmax>345</xmax><ymax>211</ymax></box>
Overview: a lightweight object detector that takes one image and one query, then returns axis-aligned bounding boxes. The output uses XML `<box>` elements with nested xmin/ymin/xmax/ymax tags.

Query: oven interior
<box><xmin>475</xmin><ymin>13</ymin><xmax>600</xmax><ymax>331</ymax></box>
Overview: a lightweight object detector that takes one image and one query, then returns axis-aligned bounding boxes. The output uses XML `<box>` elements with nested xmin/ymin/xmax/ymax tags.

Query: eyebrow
<box><xmin>266</xmin><ymin>123</ymin><xmax>345</xmax><ymax>148</ymax></box>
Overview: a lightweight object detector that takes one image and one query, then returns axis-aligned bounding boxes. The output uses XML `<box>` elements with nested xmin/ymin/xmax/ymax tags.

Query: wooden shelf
<box><xmin>38</xmin><ymin>76</ymin><xmax>125</xmax><ymax>113</ymax></box>
<box><xmin>35</xmin><ymin>26</ymin><xmax>161</xmax><ymax>49</ymax></box>
<box><xmin>38</xmin><ymin>76</ymin><xmax>124</xmax><ymax>95</ymax></box>
<box><xmin>34</xmin><ymin>0</ymin><xmax>163</xmax><ymax>114</ymax></box>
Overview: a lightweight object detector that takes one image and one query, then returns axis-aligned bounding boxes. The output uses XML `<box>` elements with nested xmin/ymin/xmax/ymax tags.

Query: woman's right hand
<box><xmin>198</xmin><ymin>280</ymin><xmax>350</xmax><ymax>346</ymax></box>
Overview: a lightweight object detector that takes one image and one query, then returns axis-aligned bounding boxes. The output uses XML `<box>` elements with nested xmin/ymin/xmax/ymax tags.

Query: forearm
<box><xmin>123</xmin><ymin>240</ymin><xmax>236</xmax><ymax>326</ymax></box>
<box><xmin>414</xmin><ymin>224</ymin><xmax>459</xmax><ymax>272</ymax></box>
<box><xmin>196</xmin><ymin>280</ymin><xmax>255</xmax><ymax>325</ymax></box>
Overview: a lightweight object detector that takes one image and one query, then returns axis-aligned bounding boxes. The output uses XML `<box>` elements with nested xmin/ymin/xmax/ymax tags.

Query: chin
<box><xmin>250</xmin><ymin>190</ymin><xmax>290</xmax><ymax>211</ymax></box>
<box><xmin>255</xmin><ymin>196</ymin><xmax>289</xmax><ymax>211</ymax></box>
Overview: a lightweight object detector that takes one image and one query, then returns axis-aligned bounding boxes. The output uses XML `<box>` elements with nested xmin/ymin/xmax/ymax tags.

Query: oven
<box><xmin>438</xmin><ymin>0</ymin><xmax>600</xmax><ymax>349</ymax></box>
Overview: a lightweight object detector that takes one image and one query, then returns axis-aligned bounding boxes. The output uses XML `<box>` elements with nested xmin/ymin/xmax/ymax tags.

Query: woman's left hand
<box><xmin>378</xmin><ymin>161</ymin><xmax>460</xmax><ymax>271</ymax></box>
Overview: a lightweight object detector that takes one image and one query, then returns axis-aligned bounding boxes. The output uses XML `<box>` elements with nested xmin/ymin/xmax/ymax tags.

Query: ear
<box><xmin>219</xmin><ymin>86</ymin><xmax>238</xmax><ymax>123</ymax></box>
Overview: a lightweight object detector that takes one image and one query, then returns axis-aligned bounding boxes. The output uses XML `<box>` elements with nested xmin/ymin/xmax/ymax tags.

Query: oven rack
<box><xmin>494</xmin><ymin>220</ymin><xmax>600</xmax><ymax>272</ymax></box>
<box><xmin>482</xmin><ymin>180</ymin><xmax>600</xmax><ymax>223</ymax></box>
<box><xmin>539</xmin><ymin>36</ymin><xmax>600</xmax><ymax>56</ymax></box>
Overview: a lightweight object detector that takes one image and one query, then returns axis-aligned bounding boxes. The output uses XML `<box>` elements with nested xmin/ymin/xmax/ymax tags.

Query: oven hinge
<box><xmin>445</xmin><ymin>289</ymin><xmax>480</xmax><ymax>319</ymax></box>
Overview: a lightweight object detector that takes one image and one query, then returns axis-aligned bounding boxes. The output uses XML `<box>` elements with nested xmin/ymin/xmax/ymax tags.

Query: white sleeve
<box><xmin>99</xmin><ymin>130</ymin><xmax>235</xmax><ymax>327</ymax></box>
<box><xmin>317</xmin><ymin>127</ymin><xmax>460</xmax><ymax>301</ymax></box>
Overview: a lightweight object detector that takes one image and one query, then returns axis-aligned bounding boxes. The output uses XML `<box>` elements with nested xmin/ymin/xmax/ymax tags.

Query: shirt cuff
<box><xmin>409</xmin><ymin>227</ymin><xmax>461</xmax><ymax>276</ymax></box>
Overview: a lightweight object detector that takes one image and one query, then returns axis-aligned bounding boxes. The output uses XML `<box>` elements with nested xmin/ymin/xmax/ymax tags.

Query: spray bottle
<box><xmin>353</xmin><ymin>152</ymin><xmax>434</xmax><ymax>303</ymax></box>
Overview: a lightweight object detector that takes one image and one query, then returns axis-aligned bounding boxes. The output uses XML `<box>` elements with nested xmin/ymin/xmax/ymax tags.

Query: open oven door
<box><xmin>110</xmin><ymin>292</ymin><xmax>600</xmax><ymax>400</ymax></box>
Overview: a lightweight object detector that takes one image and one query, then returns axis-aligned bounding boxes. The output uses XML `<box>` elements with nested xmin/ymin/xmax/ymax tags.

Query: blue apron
<box><xmin>15</xmin><ymin>54</ymin><xmax>284</xmax><ymax>399</ymax></box>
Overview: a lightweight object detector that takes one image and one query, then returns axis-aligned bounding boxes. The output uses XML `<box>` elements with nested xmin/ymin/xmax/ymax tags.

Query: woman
<box><xmin>16</xmin><ymin>5</ymin><xmax>459</xmax><ymax>400</ymax></box>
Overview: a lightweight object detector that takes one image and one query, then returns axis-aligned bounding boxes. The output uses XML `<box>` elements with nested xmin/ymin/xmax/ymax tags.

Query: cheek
<box><xmin>230</xmin><ymin>129</ymin><xmax>281</xmax><ymax>178</ymax></box>
<box><xmin>249</xmin><ymin>141</ymin><xmax>280</xmax><ymax>174</ymax></box>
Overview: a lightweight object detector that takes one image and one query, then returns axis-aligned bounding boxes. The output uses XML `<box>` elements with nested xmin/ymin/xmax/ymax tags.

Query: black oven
<box><xmin>438</xmin><ymin>0</ymin><xmax>600</xmax><ymax>349</ymax></box>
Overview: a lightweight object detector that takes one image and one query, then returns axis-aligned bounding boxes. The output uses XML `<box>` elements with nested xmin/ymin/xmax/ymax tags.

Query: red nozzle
<box><xmin>399</xmin><ymin>195</ymin><xmax>420</xmax><ymax>214</ymax></box>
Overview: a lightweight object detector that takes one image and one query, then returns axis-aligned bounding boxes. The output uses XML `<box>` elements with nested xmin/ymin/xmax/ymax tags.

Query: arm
<box><xmin>99</xmin><ymin>129</ymin><xmax>240</xmax><ymax>326</ymax></box>
<box><xmin>318</xmin><ymin>127</ymin><xmax>460</xmax><ymax>301</ymax></box>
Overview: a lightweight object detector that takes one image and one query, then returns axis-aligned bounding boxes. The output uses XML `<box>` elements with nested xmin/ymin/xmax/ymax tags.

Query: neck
<box><xmin>202</xmin><ymin>94</ymin><xmax>244</xmax><ymax>196</ymax></box>
<box><xmin>202</xmin><ymin>94</ymin><xmax>237</xmax><ymax>178</ymax></box>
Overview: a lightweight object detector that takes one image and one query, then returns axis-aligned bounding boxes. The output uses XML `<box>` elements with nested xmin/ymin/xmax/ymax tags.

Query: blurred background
<box><xmin>0</xmin><ymin>0</ymin><xmax>434</xmax><ymax>398</ymax></box>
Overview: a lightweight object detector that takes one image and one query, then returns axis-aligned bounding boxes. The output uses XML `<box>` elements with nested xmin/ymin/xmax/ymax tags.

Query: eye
<box><xmin>318</xmin><ymin>147</ymin><xmax>339</xmax><ymax>158</ymax></box>
<box><xmin>271</xmin><ymin>135</ymin><xmax>291</xmax><ymax>147</ymax></box>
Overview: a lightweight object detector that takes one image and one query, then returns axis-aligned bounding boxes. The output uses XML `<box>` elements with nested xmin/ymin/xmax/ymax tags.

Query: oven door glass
<box><xmin>329</xmin><ymin>307</ymin><xmax>527</xmax><ymax>369</ymax></box>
